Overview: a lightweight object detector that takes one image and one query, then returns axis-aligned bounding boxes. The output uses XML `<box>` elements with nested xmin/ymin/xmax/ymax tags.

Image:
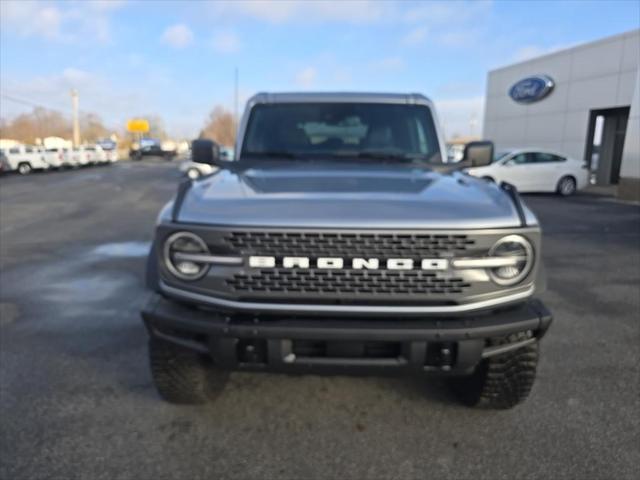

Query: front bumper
<box><xmin>142</xmin><ymin>294</ymin><xmax>552</xmax><ymax>376</ymax></box>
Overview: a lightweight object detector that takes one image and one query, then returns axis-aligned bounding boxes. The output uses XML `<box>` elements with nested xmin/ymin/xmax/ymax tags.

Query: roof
<box><xmin>490</xmin><ymin>28</ymin><xmax>640</xmax><ymax>74</ymax></box>
<box><xmin>247</xmin><ymin>92</ymin><xmax>434</xmax><ymax>106</ymax></box>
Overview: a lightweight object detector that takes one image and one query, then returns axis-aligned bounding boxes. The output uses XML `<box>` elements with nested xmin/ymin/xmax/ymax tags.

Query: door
<box><xmin>530</xmin><ymin>152</ymin><xmax>566</xmax><ymax>191</ymax></box>
<box><xmin>585</xmin><ymin>107</ymin><xmax>630</xmax><ymax>186</ymax></box>
<box><xmin>499</xmin><ymin>152</ymin><xmax>540</xmax><ymax>191</ymax></box>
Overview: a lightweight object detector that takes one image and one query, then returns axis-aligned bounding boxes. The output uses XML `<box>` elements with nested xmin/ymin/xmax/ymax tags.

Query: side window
<box><xmin>9</xmin><ymin>147</ymin><xmax>20</xmax><ymax>154</ymax></box>
<box><xmin>534</xmin><ymin>152</ymin><xmax>565</xmax><ymax>163</ymax></box>
<box><xmin>509</xmin><ymin>153</ymin><xmax>530</xmax><ymax>165</ymax></box>
<box><xmin>25</xmin><ymin>147</ymin><xmax>33</xmax><ymax>153</ymax></box>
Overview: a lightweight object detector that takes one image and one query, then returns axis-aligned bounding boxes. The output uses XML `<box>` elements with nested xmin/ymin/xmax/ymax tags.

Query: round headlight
<box><xmin>488</xmin><ymin>235</ymin><xmax>534</xmax><ymax>286</ymax></box>
<box><xmin>163</xmin><ymin>232</ymin><xmax>210</xmax><ymax>281</ymax></box>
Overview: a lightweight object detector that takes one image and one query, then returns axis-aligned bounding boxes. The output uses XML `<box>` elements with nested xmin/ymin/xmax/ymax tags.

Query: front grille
<box><xmin>157</xmin><ymin>225</ymin><xmax>520</xmax><ymax>306</ymax></box>
<box><xmin>227</xmin><ymin>269</ymin><xmax>471</xmax><ymax>296</ymax></box>
<box><xmin>223</xmin><ymin>231</ymin><xmax>475</xmax><ymax>257</ymax></box>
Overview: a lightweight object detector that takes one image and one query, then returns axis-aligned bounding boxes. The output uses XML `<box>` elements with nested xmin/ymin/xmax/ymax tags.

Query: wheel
<box><xmin>17</xmin><ymin>163</ymin><xmax>32</xmax><ymax>175</ymax></box>
<box><xmin>149</xmin><ymin>337</ymin><xmax>229</xmax><ymax>404</ymax></box>
<box><xmin>186</xmin><ymin>168</ymin><xmax>201</xmax><ymax>180</ymax></box>
<box><xmin>448</xmin><ymin>332</ymin><xmax>539</xmax><ymax>409</ymax></box>
<box><xmin>557</xmin><ymin>176</ymin><xmax>576</xmax><ymax>196</ymax></box>
<box><xmin>482</xmin><ymin>176</ymin><xmax>495</xmax><ymax>183</ymax></box>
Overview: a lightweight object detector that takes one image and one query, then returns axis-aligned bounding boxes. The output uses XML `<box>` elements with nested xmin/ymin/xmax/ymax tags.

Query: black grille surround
<box><xmin>156</xmin><ymin>225</ymin><xmax>540</xmax><ymax>309</ymax></box>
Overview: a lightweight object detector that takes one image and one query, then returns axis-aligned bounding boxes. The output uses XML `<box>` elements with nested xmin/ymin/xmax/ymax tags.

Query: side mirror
<box><xmin>463</xmin><ymin>141</ymin><xmax>494</xmax><ymax>167</ymax></box>
<box><xmin>191</xmin><ymin>139</ymin><xmax>221</xmax><ymax>165</ymax></box>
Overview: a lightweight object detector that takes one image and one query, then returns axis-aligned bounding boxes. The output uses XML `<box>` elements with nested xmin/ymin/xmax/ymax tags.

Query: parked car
<box><xmin>143</xmin><ymin>92</ymin><xmax>553</xmax><ymax>410</ymax></box>
<box><xmin>44</xmin><ymin>147</ymin><xmax>72</xmax><ymax>169</ymax></box>
<box><xmin>69</xmin><ymin>146</ymin><xmax>92</xmax><ymax>167</ymax></box>
<box><xmin>84</xmin><ymin>145</ymin><xmax>109</xmax><ymax>164</ymax></box>
<box><xmin>96</xmin><ymin>140</ymin><xmax>119</xmax><ymax>163</ymax></box>
<box><xmin>3</xmin><ymin>145</ymin><xmax>50</xmax><ymax>174</ymax></box>
<box><xmin>130</xmin><ymin>138</ymin><xmax>176</xmax><ymax>160</ymax></box>
<box><xmin>178</xmin><ymin>140</ymin><xmax>223</xmax><ymax>179</ymax></box>
<box><xmin>179</xmin><ymin>159</ymin><xmax>217</xmax><ymax>179</ymax></box>
<box><xmin>466</xmin><ymin>149</ymin><xmax>589</xmax><ymax>196</ymax></box>
<box><xmin>0</xmin><ymin>150</ymin><xmax>7</xmax><ymax>174</ymax></box>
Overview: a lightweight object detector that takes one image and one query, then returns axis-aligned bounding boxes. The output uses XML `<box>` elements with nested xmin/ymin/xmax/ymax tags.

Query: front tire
<box><xmin>448</xmin><ymin>333</ymin><xmax>539</xmax><ymax>409</ymax></box>
<box><xmin>557</xmin><ymin>176</ymin><xmax>577</xmax><ymax>196</ymax></box>
<box><xmin>149</xmin><ymin>338</ymin><xmax>229</xmax><ymax>404</ymax></box>
<box><xmin>17</xmin><ymin>162</ymin><xmax>32</xmax><ymax>175</ymax></box>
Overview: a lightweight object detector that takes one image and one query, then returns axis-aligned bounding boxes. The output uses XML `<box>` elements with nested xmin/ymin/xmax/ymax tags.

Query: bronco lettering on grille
<box><xmin>248</xmin><ymin>256</ymin><xmax>449</xmax><ymax>271</ymax></box>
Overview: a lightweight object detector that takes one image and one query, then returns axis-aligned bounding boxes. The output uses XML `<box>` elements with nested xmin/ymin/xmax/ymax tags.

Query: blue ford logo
<box><xmin>509</xmin><ymin>75</ymin><xmax>555</xmax><ymax>104</ymax></box>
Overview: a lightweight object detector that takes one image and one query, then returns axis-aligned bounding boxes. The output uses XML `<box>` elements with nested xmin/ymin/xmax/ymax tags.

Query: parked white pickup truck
<box><xmin>3</xmin><ymin>145</ymin><xmax>50</xmax><ymax>174</ymax></box>
<box><xmin>44</xmin><ymin>147</ymin><xmax>73</xmax><ymax>169</ymax></box>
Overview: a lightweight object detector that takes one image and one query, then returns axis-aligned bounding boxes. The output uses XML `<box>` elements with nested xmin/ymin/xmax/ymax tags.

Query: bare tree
<box><xmin>0</xmin><ymin>107</ymin><xmax>111</xmax><ymax>144</ymax></box>
<box><xmin>80</xmin><ymin>113</ymin><xmax>110</xmax><ymax>142</ymax></box>
<box><xmin>201</xmin><ymin>106</ymin><xmax>236</xmax><ymax>146</ymax></box>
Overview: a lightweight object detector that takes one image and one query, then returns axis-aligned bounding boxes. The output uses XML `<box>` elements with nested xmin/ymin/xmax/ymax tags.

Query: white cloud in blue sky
<box><xmin>161</xmin><ymin>24</ymin><xmax>194</xmax><ymax>49</ymax></box>
<box><xmin>1</xmin><ymin>0</ymin><xmax>638</xmax><ymax>138</ymax></box>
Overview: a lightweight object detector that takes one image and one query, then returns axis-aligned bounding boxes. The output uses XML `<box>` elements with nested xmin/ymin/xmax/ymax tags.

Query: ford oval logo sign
<box><xmin>509</xmin><ymin>75</ymin><xmax>555</xmax><ymax>104</ymax></box>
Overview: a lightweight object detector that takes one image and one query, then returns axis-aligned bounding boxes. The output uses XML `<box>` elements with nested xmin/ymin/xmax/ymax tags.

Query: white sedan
<box><xmin>466</xmin><ymin>149</ymin><xmax>589</xmax><ymax>196</ymax></box>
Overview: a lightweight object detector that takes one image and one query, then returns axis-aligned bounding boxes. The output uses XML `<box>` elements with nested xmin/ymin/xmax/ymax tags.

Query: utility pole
<box><xmin>71</xmin><ymin>89</ymin><xmax>80</xmax><ymax>146</ymax></box>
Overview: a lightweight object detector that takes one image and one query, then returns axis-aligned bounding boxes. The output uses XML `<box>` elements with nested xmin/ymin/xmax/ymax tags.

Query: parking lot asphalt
<box><xmin>1</xmin><ymin>160</ymin><xmax>639</xmax><ymax>480</ymax></box>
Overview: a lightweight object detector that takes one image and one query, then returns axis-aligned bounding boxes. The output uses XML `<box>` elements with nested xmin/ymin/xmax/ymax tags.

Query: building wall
<box><xmin>484</xmin><ymin>30</ymin><xmax>640</xmax><ymax>164</ymax></box>
<box><xmin>619</xmin><ymin>70</ymin><xmax>640</xmax><ymax>200</ymax></box>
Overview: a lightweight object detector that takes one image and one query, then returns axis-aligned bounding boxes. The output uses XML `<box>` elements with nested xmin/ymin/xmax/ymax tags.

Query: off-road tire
<box><xmin>448</xmin><ymin>332</ymin><xmax>539</xmax><ymax>409</ymax></box>
<box><xmin>149</xmin><ymin>338</ymin><xmax>229</xmax><ymax>404</ymax></box>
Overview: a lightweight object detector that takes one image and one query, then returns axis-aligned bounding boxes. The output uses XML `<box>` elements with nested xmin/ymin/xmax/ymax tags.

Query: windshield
<box><xmin>241</xmin><ymin>103</ymin><xmax>442</xmax><ymax>164</ymax></box>
<box><xmin>494</xmin><ymin>151</ymin><xmax>511</xmax><ymax>162</ymax></box>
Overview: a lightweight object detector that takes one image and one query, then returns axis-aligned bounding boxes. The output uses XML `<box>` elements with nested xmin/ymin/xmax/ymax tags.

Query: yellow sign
<box><xmin>126</xmin><ymin>119</ymin><xmax>150</xmax><ymax>133</ymax></box>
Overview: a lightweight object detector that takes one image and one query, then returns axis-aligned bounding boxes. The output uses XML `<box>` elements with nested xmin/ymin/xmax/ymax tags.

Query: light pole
<box><xmin>71</xmin><ymin>89</ymin><xmax>80</xmax><ymax>146</ymax></box>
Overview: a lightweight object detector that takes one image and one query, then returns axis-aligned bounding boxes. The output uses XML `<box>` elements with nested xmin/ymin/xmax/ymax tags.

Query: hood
<box><xmin>176</xmin><ymin>164</ymin><xmax>524</xmax><ymax>229</ymax></box>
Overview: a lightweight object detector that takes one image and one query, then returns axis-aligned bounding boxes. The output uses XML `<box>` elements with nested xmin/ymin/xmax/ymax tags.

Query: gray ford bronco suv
<box><xmin>143</xmin><ymin>93</ymin><xmax>552</xmax><ymax>409</ymax></box>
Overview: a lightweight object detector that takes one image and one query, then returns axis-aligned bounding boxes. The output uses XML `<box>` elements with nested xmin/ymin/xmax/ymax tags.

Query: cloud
<box><xmin>401</xmin><ymin>26</ymin><xmax>428</xmax><ymax>46</ymax></box>
<box><xmin>400</xmin><ymin>1</ymin><xmax>492</xmax><ymax>48</ymax></box>
<box><xmin>369</xmin><ymin>57</ymin><xmax>406</xmax><ymax>72</ymax></box>
<box><xmin>209</xmin><ymin>0</ymin><xmax>388</xmax><ymax>24</ymax></box>
<box><xmin>1</xmin><ymin>2</ymin><xmax>63</xmax><ymax>39</ymax></box>
<box><xmin>511</xmin><ymin>43</ymin><xmax>573</xmax><ymax>63</ymax></box>
<box><xmin>161</xmin><ymin>24</ymin><xmax>194</xmax><ymax>49</ymax></box>
<box><xmin>434</xmin><ymin>96</ymin><xmax>485</xmax><ymax>139</ymax></box>
<box><xmin>211</xmin><ymin>31</ymin><xmax>241</xmax><ymax>54</ymax></box>
<box><xmin>0</xmin><ymin>0</ymin><xmax>125</xmax><ymax>43</ymax></box>
<box><xmin>295</xmin><ymin>67</ymin><xmax>317</xmax><ymax>88</ymax></box>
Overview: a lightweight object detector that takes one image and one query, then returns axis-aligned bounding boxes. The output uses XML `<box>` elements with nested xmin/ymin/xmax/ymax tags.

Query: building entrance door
<box><xmin>585</xmin><ymin>107</ymin><xmax>630</xmax><ymax>186</ymax></box>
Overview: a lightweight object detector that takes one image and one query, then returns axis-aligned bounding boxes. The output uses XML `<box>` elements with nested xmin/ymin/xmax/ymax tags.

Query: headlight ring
<box><xmin>163</xmin><ymin>231</ymin><xmax>210</xmax><ymax>281</ymax></box>
<box><xmin>488</xmin><ymin>234</ymin><xmax>534</xmax><ymax>286</ymax></box>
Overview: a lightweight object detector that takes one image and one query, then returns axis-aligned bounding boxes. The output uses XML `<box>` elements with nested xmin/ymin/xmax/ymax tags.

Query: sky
<box><xmin>1</xmin><ymin>0</ymin><xmax>639</xmax><ymax>139</ymax></box>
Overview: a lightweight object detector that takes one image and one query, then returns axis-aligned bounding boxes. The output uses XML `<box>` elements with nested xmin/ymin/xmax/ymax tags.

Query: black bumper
<box><xmin>141</xmin><ymin>295</ymin><xmax>552</xmax><ymax>376</ymax></box>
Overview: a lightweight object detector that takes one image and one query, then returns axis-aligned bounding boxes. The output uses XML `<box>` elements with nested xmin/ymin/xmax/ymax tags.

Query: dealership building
<box><xmin>484</xmin><ymin>29</ymin><xmax>640</xmax><ymax>200</ymax></box>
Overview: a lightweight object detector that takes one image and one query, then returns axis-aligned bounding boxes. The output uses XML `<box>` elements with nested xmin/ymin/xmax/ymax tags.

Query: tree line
<box><xmin>1</xmin><ymin>105</ymin><xmax>237</xmax><ymax>146</ymax></box>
